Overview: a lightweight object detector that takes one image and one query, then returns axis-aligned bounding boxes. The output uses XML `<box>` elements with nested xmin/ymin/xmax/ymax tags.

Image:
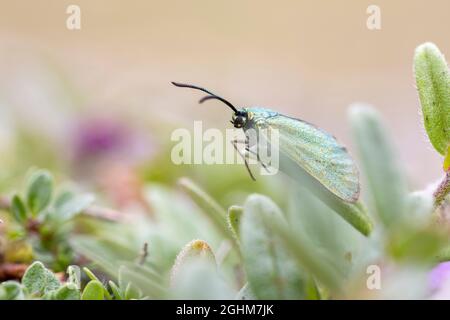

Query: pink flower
<box><xmin>429</xmin><ymin>262</ymin><xmax>450</xmax><ymax>299</ymax></box>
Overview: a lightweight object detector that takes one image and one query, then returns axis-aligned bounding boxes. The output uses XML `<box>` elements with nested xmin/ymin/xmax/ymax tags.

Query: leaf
<box><xmin>178</xmin><ymin>178</ymin><xmax>236</xmax><ymax>243</ymax></box>
<box><xmin>72</xmin><ymin>237</ymin><xmax>131</xmax><ymax>276</ymax></box>
<box><xmin>240</xmin><ymin>194</ymin><xmax>305</xmax><ymax>299</ymax></box>
<box><xmin>26</xmin><ymin>170</ymin><xmax>53</xmax><ymax>216</ymax></box>
<box><xmin>83</xmin><ymin>267</ymin><xmax>100</xmax><ymax>282</ymax></box>
<box><xmin>82</xmin><ymin>267</ymin><xmax>112</xmax><ymax>300</ymax></box>
<box><xmin>120</xmin><ymin>262</ymin><xmax>164</xmax><ymax>286</ymax></box>
<box><xmin>67</xmin><ymin>265</ymin><xmax>81</xmax><ymax>289</ymax></box>
<box><xmin>170</xmin><ymin>239</ymin><xmax>216</xmax><ymax>285</ymax></box>
<box><xmin>55</xmin><ymin>283</ymin><xmax>81</xmax><ymax>300</ymax></box>
<box><xmin>436</xmin><ymin>245</ymin><xmax>450</xmax><ymax>262</ymax></box>
<box><xmin>0</xmin><ymin>281</ymin><xmax>25</xmax><ymax>300</ymax></box>
<box><xmin>279</xmin><ymin>150</ymin><xmax>373</xmax><ymax>236</ymax></box>
<box><xmin>313</xmin><ymin>195</ymin><xmax>372</xmax><ymax>237</ymax></box>
<box><xmin>22</xmin><ymin>261</ymin><xmax>61</xmax><ymax>296</ymax></box>
<box><xmin>124</xmin><ymin>282</ymin><xmax>140</xmax><ymax>300</ymax></box>
<box><xmin>286</xmin><ymin>185</ymin><xmax>376</xmax><ymax>285</ymax></box>
<box><xmin>54</xmin><ymin>192</ymin><xmax>94</xmax><ymax>220</ymax></box>
<box><xmin>11</xmin><ymin>195</ymin><xmax>28</xmax><ymax>223</ymax></box>
<box><xmin>387</xmin><ymin>226</ymin><xmax>448</xmax><ymax>263</ymax></box>
<box><xmin>144</xmin><ymin>184</ymin><xmax>224</xmax><ymax>271</ymax></box>
<box><xmin>414</xmin><ymin>42</ymin><xmax>450</xmax><ymax>155</ymax></box>
<box><xmin>405</xmin><ymin>190</ymin><xmax>434</xmax><ymax>225</ymax></box>
<box><xmin>227</xmin><ymin>205</ymin><xmax>243</xmax><ymax>241</ymax></box>
<box><xmin>108</xmin><ymin>281</ymin><xmax>123</xmax><ymax>300</ymax></box>
<box><xmin>235</xmin><ymin>283</ymin><xmax>255</xmax><ymax>300</ymax></box>
<box><xmin>305</xmin><ymin>276</ymin><xmax>322</xmax><ymax>300</ymax></box>
<box><xmin>350</xmin><ymin>104</ymin><xmax>408</xmax><ymax>227</ymax></box>
<box><xmin>444</xmin><ymin>146</ymin><xmax>450</xmax><ymax>171</ymax></box>
<box><xmin>264</xmin><ymin>213</ymin><xmax>342</xmax><ymax>291</ymax></box>
<box><xmin>43</xmin><ymin>290</ymin><xmax>57</xmax><ymax>300</ymax></box>
<box><xmin>81</xmin><ymin>280</ymin><xmax>105</xmax><ymax>300</ymax></box>
<box><xmin>119</xmin><ymin>265</ymin><xmax>166</xmax><ymax>299</ymax></box>
<box><xmin>169</xmin><ymin>260</ymin><xmax>234</xmax><ymax>299</ymax></box>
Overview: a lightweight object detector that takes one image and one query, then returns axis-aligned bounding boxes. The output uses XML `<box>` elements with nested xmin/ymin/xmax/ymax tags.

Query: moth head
<box><xmin>171</xmin><ymin>82</ymin><xmax>247</xmax><ymax>128</ymax></box>
<box><xmin>231</xmin><ymin>110</ymin><xmax>248</xmax><ymax>129</ymax></box>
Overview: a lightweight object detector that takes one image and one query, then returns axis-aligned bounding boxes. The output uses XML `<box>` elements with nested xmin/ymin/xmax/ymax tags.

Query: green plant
<box><xmin>2</xmin><ymin>169</ymin><xmax>94</xmax><ymax>271</ymax></box>
<box><xmin>1</xmin><ymin>42</ymin><xmax>449</xmax><ymax>300</ymax></box>
<box><xmin>0</xmin><ymin>261</ymin><xmax>145</xmax><ymax>300</ymax></box>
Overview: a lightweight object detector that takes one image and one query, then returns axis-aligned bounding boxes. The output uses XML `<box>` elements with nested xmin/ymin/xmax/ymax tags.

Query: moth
<box><xmin>172</xmin><ymin>82</ymin><xmax>360</xmax><ymax>203</ymax></box>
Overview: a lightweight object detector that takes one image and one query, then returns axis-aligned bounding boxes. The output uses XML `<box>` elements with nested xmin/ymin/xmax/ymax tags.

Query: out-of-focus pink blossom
<box><xmin>70</xmin><ymin>116</ymin><xmax>154</xmax><ymax>212</ymax></box>
<box><xmin>429</xmin><ymin>261</ymin><xmax>450</xmax><ymax>299</ymax></box>
<box><xmin>71</xmin><ymin>116</ymin><xmax>152</xmax><ymax>165</ymax></box>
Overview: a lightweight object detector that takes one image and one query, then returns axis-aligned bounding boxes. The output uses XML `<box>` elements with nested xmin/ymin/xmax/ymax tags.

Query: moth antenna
<box><xmin>199</xmin><ymin>95</ymin><xmax>224</xmax><ymax>104</ymax></box>
<box><xmin>171</xmin><ymin>82</ymin><xmax>238</xmax><ymax>113</ymax></box>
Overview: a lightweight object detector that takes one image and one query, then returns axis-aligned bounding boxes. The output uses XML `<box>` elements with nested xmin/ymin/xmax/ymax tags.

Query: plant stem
<box><xmin>434</xmin><ymin>172</ymin><xmax>450</xmax><ymax>207</ymax></box>
<box><xmin>0</xmin><ymin>263</ymin><xmax>28</xmax><ymax>281</ymax></box>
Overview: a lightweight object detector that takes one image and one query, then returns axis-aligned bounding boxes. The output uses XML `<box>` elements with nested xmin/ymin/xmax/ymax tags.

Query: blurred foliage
<box><xmin>0</xmin><ymin>261</ymin><xmax>144</xmax><ymax>300</ymax></box>
<box><xmin>1</xmin><ymin>42</ymin><xmax>450</xmax><ymax>300</ymax></box>
<box><xmin>1</xmin><ymin>169</ymin><xmax>94</xmax><ymax>272</ymax></box>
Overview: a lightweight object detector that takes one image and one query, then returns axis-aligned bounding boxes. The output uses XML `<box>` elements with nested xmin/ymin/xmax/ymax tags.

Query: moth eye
<box><xmin>233</xmin><ymin>116</ymin><xmax>246</xmax><ymax>128</ymax></box>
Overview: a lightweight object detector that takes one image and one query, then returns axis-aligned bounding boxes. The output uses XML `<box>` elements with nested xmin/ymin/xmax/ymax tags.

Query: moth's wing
<box><xmin>259</xmin><ymin>115</ymin><xmax>360</xmax><ymax>202</ymax></box>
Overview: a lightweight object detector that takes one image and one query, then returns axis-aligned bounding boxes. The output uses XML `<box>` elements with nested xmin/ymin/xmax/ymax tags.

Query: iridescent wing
<box><xmin>255</xmin><ymin>114</ymin><xmax>360</xmax><ymax>202</ymax></box>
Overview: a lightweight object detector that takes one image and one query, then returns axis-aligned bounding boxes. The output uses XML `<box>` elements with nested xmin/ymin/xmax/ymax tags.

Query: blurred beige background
<box><xmin>0</xmin><ymin>0</ymin><xmax>449</xmax><ymax>188</ymax></box>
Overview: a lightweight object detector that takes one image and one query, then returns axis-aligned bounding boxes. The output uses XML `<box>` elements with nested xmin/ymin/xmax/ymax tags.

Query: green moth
<box><xmin>172</xmin><ymin>82</ymin><xmax>360</xmax><ymax>203</ymax></box>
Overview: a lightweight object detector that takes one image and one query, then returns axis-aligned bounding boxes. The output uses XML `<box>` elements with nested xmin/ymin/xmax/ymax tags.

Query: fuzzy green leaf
<box><xmin>240</xmin><ymin>194</ymin><xmax>305</xmax><ymax>299</ymax></box>
<box><xmin>169</xmin><ymin>260</ymin><xmax>234</xmax><ymax>299</ymax></box>
<box><xmin>54</xmin><ymin>192</ymin><xmax>94</xmax><ymax>220</ymax></box>
<box><xmin>350</xmin><ymin>104</ymin><xmax>408</xmax><ymax>227</ymax></box>
<box><xmin>22</xmin><ymin>261</ymin><xmax>61</xmax><ymax>296</ymax></box>
<box><xmin>67</xmin><ymin>265</ymin><xmax>81</xmax><ymax>289</ymax></box>
<box><xmin>263</xmin><ymin>213</ymin><xmax>342</xmax><ymax>291</ymax></box>
<box><xmin>227</xmin><ymin>205</ymin><xmax>243</xmax><ymax>241</ymax></box>
<box><xmin>26</xmin><ymin>170</ymin><xmax>53</xmax><ymax>216</ymax></box>
<box><xmin>11</xmin><ymin>195</ymin><xmax>28</xmax><ymax>223</ymax></box>
<box><xmin>414</xmin><ymin>42</ymin><xmax>450</xmax><ymax>155</ymax></box>
<box><xmin>286</xmin><ymin>185</ymin><xmax>374</xmax><ymax>287</ymax></box>
<box><xmin>55</xmin><ymin>283</ymin><xmax>80</xmax><ymax>300</ymax></box>
<box><xmin>0</xmin><ymin>281</ymin><xmax>25</xmax><ymax>300</ymax></box>
<box><xmin>170</xmin><ymin>239</ymin><xmax>216</xmax><ymax>284</ymax></box>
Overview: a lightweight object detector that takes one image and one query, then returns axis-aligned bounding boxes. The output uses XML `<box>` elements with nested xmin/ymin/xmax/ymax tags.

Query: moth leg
<box><xmin>244</xmin><ymin>146</ymin><xmax>271</xmax><ymax>173</ymax></box>
<box><xmin>231</xmin><ymin>139</ymin><xmax>256</xmax><ymax>181</ymax></box>
<box><xmin>233</xmin><ymin>138</ymin><xmax>271</xmax><ymax>174</ymax></box>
